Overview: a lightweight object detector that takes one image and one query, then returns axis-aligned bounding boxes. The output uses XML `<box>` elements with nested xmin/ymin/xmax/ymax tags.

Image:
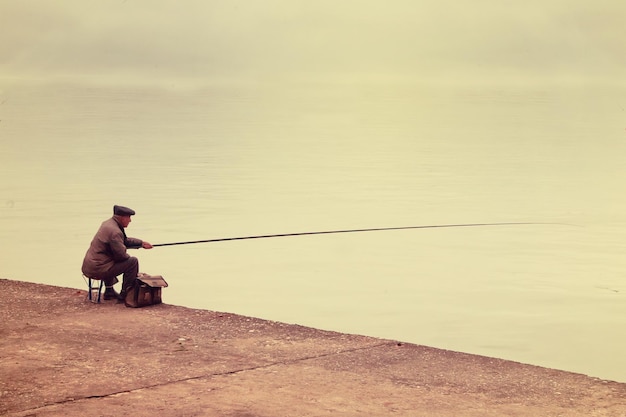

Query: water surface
<box><xmin>1</xmin><ymin>79</ymin><xmax>625</xmax><ymax>382</ymax></box>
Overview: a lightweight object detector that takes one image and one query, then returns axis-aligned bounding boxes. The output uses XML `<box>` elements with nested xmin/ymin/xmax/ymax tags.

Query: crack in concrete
<box><xmin>11</xmin><ymin>341</ymin><xmax>393</xmax><ymax>415</ymax></box>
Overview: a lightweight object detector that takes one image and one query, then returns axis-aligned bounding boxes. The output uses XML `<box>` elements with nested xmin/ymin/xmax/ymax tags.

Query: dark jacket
<box><xmin>81</xmin><ymin>217</ymin><xmax>143</xmax><ymax>277</ymax></box>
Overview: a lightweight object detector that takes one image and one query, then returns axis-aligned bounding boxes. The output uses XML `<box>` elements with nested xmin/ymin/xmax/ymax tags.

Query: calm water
<box><xmin>1</xmin><ymin>79</ymin><xmax>625</xmax><ymax>382</ymax></box>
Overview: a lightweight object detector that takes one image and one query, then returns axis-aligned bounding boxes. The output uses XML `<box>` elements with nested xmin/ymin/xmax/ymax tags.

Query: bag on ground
<box><xmin>125</xmin><ymin>273</ymin><xmax>168</xmax><ymax>308</ymax></box>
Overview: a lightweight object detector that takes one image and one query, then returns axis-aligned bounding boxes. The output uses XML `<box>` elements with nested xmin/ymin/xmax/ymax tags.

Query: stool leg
<box><xmin>97</xmin><ymin>279</ymin><xmax>104</xmax><ymax>303</ymax></box>
<box><xmin>88</xmin><ymin>277</ymin><xmax>94</xmax><ymax>302</ymax></box>
<box><xmin>86</xmin><ymin>277</ymin><xmax>104</xmax><ymax>304</ymax></box>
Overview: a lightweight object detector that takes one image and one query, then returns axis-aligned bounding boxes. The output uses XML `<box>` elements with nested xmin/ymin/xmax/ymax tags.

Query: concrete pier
<box><xmin>1</xmin><ymin>278</ymin><xmax>624</xmax><ymax>416</ymax></box>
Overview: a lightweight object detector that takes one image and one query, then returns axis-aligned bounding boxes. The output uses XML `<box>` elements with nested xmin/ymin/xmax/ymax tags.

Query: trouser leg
<box><xmin>102</xmin><ymin>257</ymin><xmax>139</xmax><ymax>294</ymax></box>
<box><xmin>102</xmin><ymin>276</ymin><xmax>119</xmax><ymax>287</ymax></box>
<box><xmin>121</xmin><ymin>257</ymin><xmax>139</xmax><ymax>295</ymax></box>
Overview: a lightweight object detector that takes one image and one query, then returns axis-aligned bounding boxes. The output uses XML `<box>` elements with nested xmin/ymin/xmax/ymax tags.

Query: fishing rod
<box><xmin>152</xmin><ymin>222</ymin><xmax>545</xmax><ymax>247</ymax></box>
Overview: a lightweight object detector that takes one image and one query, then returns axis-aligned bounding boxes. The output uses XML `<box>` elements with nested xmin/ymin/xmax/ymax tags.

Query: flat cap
<box><xmin>113</xmin><ymin>205</ymin><xmax>136</xmax><ymax>216</ymax></box>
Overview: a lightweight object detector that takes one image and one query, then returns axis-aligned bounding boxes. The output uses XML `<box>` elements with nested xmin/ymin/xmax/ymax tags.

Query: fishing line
<box><xmin>152</xmin><ymin>222</ymin><xmax>553</xmax><ymax>247</ymax></box>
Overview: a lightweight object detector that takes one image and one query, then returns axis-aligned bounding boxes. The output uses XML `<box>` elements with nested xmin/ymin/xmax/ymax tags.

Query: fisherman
<box><xmin>82</xmin><ymin>205</ymin><xmax>153</xmax><ymax>301</ymax></box>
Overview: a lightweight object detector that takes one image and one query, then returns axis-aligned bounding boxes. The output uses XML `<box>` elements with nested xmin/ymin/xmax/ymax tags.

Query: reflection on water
<box><xmin>1</xmin><ymin>80</ymin><xmax>625</xmax><ymax>382</ymax></box>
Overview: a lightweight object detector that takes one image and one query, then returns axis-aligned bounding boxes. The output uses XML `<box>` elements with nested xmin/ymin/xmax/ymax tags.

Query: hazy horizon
<box><xmin>1</xmin><ymin>1</ymin><xmax>625</xmax><ymax>87</ymax></box>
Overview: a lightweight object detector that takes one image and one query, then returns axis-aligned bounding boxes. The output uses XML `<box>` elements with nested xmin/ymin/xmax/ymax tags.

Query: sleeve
<box><xmin>125</xmin><ymin>237</ymin><xmax>143</xmax><ymax>249</ymax></box>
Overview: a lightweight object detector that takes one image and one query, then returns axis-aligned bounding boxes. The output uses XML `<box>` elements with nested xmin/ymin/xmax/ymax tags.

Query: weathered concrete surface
<box><xmin>1</xmin><ymin>278</ymin><xmax>624</xmax><ymax>416</ymax></box>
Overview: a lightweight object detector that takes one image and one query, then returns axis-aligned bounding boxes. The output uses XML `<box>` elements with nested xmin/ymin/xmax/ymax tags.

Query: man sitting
<box><xmin>82</xmin><ymin>205</ymin><xmax>153</xmax><ymax>301</ymax></box>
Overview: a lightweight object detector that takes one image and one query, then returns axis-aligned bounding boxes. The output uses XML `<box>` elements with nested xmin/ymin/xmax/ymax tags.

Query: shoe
<box><xmin>117</xmin><ymin>291</ymin><xmax>127</xmax><ymax>303</ymax></box>
<box><xmin>103</xmin><ymin>288</ymin><xmax>120</xmax><ymax>300</ymax></box>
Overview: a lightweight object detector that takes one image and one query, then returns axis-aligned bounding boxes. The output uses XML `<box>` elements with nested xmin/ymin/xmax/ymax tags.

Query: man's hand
<box><xmin>142</xmin><ymin>241</ymin><xmax>153</xmax><ymax>249</ymax></box>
